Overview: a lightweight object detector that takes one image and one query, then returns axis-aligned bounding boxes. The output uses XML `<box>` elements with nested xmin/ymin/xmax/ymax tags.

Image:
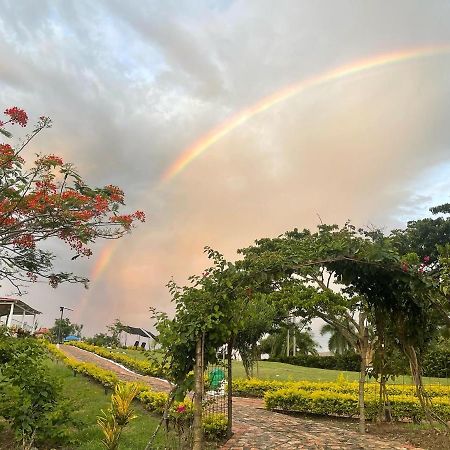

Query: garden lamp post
<box><xmin>57</xmin><ymin>306</ymin><xmax>73</xmax><ymax>344</ymax></box>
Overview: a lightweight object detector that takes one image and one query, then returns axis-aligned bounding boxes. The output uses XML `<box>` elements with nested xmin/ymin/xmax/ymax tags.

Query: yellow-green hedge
<box><xmin>46</xmin><ymin>344</ymin><xmax>227</xmax><ymax>440</ymax></box>
<box><xmin>264</xmin><ymin>388</ymin><xmax>450</xmax><ymax>422</ymax></box>
<box><xmin>68</xmin><ymin>341</ymin><xmax>164</xmax><ymax>378</ymax></box>
<box><xmin>232</xmin><ymin>377</ymin><xmax>450</xmax><ymax>399</ymax></box>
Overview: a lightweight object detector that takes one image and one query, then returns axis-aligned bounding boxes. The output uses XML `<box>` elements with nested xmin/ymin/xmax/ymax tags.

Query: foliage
<box><xmin>259</xmin><ymin>328</ymin><xmax>318</xmax><ymax>359</ymax></box>
<box><xmin>154</xmin><ymin>248</ymin><xmax>260</xmax><ymax>387</ymax></box>
<box><xmin>422</xmin><ymin>344</ymin><xmax>450</xmax><ymax>378</ymax></box>
<box><xmin>320</xmin><ymin>323</ymin><xmax>354</xmax><ymax>355</ymax></box>
<box><xmin>0</xmin><ymin>107</ymin><xmax>144</xmax><ymax>293</ymax></box>
<box><xmin>201</xmin><ymin>413</ymin><xmax>227</xmax><ymax>441</ymax></box>
<box><xmin>270</xmin><ymin>352</ymin><xmax>360</xmax><ymax>371</ymax></box>
<box><xmin>87</xmin><ymin>333</ymin><xmax>120</xmax><ymax>348</ymax></box>
<box><xmin>264</xmin><ymin>388</ymin><xmax>450</xmax><ymax>422</ymax></box>
<box><xmin>234</xmin><ymin>294</ymin><xmax>278</xmax><ymax>378</ymax></box>
<box><xmin>49</xmin><ymin>317</ymin><xmax>83</xmax><ymax>342</ymax></box>
<box><xmin>0</xmin><ymin>337</ymin><xmax>73</xmax><ymax>449</ymax></box>
<box><xmin>232</xmin><ymin>377</ymin><xmax>450</xmax><ymax>399</ymax></box>
<box><xmin>69</xmin><ymin>341</ymin><xmax>164</xmax><ymax>377</ymax></box>
<box><xmin>97</xmin><ymin>383</ymin><xmax>139</xmax><ymax>450</ymax></box>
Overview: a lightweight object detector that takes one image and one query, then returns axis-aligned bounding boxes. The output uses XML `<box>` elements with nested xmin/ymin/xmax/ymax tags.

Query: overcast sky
<box><xmin>1</xmin><ymin>1</ymin><xmax>450</xmax><ymax>349</ymax></box>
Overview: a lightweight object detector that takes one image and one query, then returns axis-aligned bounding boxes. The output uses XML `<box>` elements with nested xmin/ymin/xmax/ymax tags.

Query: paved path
<box><xmin>61</xmin><ymin>345</ymin><xmax>172</xmax><ymax>392</ymax></box>
<box><xmin>223</xmin><ymin>397</ymin><xmax>419</xmax><ymax>450</ymax></box>
<box><xmin>62</xmin><ymin>346</ymin><xmax>420</xmax><ymax>450</ymax></box>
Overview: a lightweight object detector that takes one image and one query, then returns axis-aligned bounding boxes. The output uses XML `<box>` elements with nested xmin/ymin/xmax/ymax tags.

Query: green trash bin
<box><xmin>208</xmin><ymin>368</ymin><xmax>225</xmax><ymax>390</ymax></box>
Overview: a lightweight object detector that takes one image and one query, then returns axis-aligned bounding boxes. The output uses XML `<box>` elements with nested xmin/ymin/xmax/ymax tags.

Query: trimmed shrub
<box><xmin>232</xmin><ymin>377</ymin><xmax>450</xmax><ymax>399</ymax></box>
<box><xmin>270</xmin><ymin>353</ymin><xmax>360</xmax><ymax>371</ymax></box>
<box><xmin>264</xmin><ymin>388</ymin><xmax>450</xmax><ymax>422</ymax></box>
<box><xmin>68</xmin><ymin>342</ymin><xmax>164</xmax><ymax>378</ymax></box>
<box><xmin>202</xmin><ymin>413</ymin><xmax>228</xmax><ymax>441</ymax></box>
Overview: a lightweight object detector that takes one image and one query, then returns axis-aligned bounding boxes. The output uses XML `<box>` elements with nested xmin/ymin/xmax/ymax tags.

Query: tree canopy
<box><xmin>0</xmin><ymin>107</ymin><xmax>145</xmax><ymax>293</ymax></box>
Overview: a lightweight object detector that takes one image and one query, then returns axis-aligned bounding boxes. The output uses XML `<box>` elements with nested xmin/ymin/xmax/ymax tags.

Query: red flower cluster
<box><xmin>13</xmin><ymin>234</ymin><xmax>35</xmax><ymax>248</ymax></box>
<box><xmin>176</xmin><ymin>404</ymin><xmax>186</xmax><ymax>413</ymax></box>
<box><xmin>105</xmin><ymin>185</ymin><xmax>124</xmax><ymax>203</ymax></box>
<box><xmin>36</xmin><ymin>154</ymin><xmax>64</xmax><ymax>166</ymax></box>
<box><xmin>0</xmin><ymin>143</ymin><xmax>14</xmax><ymax>168</ymax></box>
<box><xmin>3</xmin><ymin>107</ymin><xmax>28</xmax><ymax>127</ymax></box>
<box><xmin>111</xmin><ymin>211</ymin><xmax>145</xmax><ymax>228</ymax></box>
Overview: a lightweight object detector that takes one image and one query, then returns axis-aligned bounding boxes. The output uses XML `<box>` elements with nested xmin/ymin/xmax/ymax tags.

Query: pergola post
<box><xmin>6</xmin><ymin>302</ymin><xmax>14</xmax><ymax>327</ymax></box>
<box><xmin>32</xmin><ymin>313</ymin><xmax>37</xmax><ymax>331</ymax></box>
<box><xmin>21</xmin><ymin>308</ymin><xmax>26</xmax><ymax>328</ymax></box>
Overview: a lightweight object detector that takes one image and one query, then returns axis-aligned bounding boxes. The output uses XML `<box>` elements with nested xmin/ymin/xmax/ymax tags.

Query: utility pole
<box><xmin>293</xmin><ymin>316</ymin><xmax>297</xmax><ymax>357</ymax></box>
<box><xmin>57</xmin><ymin>306</ymin><xmax>73</xmax><ymax>345</ymax></box>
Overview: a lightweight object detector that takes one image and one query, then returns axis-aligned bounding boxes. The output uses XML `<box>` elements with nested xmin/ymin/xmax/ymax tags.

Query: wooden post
<box><xmin>227</xmin><ymin>340</ymin><xmax>233</xmax><ymax>438</ymax></box>
<box><xmin>192</xmin><ymin>335</ymin><xmax>204</xmax><ymax>450</ymax></box>
<box><xmin>358</xmin><ymin>313</ymin><xmax>367</xmax><ymax>434</ymax></box>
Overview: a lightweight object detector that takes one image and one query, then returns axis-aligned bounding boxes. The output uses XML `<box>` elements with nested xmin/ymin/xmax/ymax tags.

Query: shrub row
<box><xmin>272</xmin><ymin>351</ymin><xmax>450</xmax><ymax>378</ymax></box>
<box><xmin>232</xmin><ymin>377</ymin><xmax>450</xmax><ymax>399</ymax></box>
<box><xmin>270</xmin><ymin>353</ymin><xmax>361</xmax><ymax>371</ymax></box>
<box><xmin>68</xmin><ymin>341</ymin><xmax>164</xmax><ymax>378</ymax></box>
<box><xmin>264</xmin><ymin>388</ymin><xmax>450</xmax><ymax>422</ymax></box>
<box><xmin>46</xmin><ymin>344</ymin><xmax>227</xmax><ymax>441</ymax></box>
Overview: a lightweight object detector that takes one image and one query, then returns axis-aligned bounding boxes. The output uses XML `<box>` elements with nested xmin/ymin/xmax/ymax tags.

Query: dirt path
<box><xmin>62</xmin><ymin>346</ymin><xmax>421</xmax><ymax>449</ymax></box>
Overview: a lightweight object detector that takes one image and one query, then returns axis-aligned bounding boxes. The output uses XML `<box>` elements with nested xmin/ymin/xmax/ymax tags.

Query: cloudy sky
<box><xmin>1</xmin><ymin>0</ymin><xmax>450</xmax><ymax>347</ymax></box>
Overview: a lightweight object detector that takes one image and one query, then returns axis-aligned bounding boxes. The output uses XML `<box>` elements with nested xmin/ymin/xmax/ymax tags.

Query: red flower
<box><xmin>176</xmin><ymin>404</ymin><xmax>186</xmax><ymax>413</ymax></box>
<box><xmin>423</xmin><ymin>255</ymin><xmax>430</xmax><ymax>264</ymax></box>
<box><xmin>4</xmin><ymin>107</ymin><xmax>28</xmax><ymax>127</ymax></box>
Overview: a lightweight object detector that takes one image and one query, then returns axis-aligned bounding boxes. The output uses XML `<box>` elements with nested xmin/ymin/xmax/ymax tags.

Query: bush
<box><xmin>270</xmin><ymin>353</ymin><xmax>360</xmax><ymax>371</ymax></box>
<box><xmin>69</xmin><ymin>342</ymin><xmax>164</xmax><ymax>378</ymax></box>
<box><xmin>0</xmin><ymin>337</ymin><xmax>74</xmax><ymax>449</ymax></box>
<box><xmin>422</xmin><ymin>348</ymin><xmax>450</xmax><ymax>378</ymax></box>
<box><xmin>202</xmin><ymin>413</ymin><xmax>228</xmax><ymax>441</ymax></box>
<box><xmin>264</xmin><ymin>388</ymin><xmax>450</xmax><ymax>422</ymax></box>
<box><xmin>232</xmin><ymin>377</ymin><xmax>450</xmax><ymax>399</ymax></box>
<box><xmin>48</xmin><ymin>344</ymin><xmax>228</xmax><ymax>443</ymax></box>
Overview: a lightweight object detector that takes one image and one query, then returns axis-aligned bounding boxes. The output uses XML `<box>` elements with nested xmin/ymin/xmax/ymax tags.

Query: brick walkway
<box><xmin>62</xmin><ymin>346</ymin><xmax>420</xmax><ymax>450</ymax></box>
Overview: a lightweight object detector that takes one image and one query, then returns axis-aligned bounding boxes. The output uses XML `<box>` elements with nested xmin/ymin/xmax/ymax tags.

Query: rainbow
<box><xmin>86</xmin><ymin>45</ymin><xmax>450</xmax><ymax>289</ymax></box>
<box><xmin>77</xmin><ymin>241</ymin><xmax>120</xmax><ymax>316</ymax></box>
<box><xmin>160</xmin><ymin>44</ymin><xmax>450</xmax><ymax>185</ymax></box>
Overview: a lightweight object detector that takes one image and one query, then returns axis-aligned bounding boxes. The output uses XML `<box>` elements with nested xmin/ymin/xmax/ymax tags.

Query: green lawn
<box><xmin>47</xmin><ymin>360</ymin><xmax>175</xmax><ymax>449</ymax></box>
<box><xmin>107</xmin><ymin>347</ymin><xmax>163</xmax><ymax>362</ymax></box>
<box><xmin>231</xmin><ymin>360</ymin><xmax>450</xmax><ymax>385</ymax></box>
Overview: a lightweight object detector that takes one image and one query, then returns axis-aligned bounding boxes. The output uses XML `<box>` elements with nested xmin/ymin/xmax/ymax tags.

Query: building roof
<box><xmin>121</xmin><ymin>325</ymin><xmax>158</xmax><ymax>341</ymax></box>
<box><xmin>0</xmin><ymin>298</ymin><xmax>41</xmax><ymax>316</ymax></box>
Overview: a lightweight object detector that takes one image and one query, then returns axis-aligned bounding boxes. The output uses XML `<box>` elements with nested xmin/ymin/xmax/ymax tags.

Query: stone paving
<box><xmin>62</xmin><ymin>346</ymin><xmax>421</xmax><ymax>450</ymax></box>
<box><xmin>223</xmin><ymin>397</ymin><xmax>420</xmax><ymax>449</ymax></box>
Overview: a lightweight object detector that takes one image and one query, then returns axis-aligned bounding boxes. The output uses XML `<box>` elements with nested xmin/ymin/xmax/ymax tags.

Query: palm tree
<box><xmin>320</xmin><ymin>323</ymin><xmax>353</xmax><ymax>355</ymax></box>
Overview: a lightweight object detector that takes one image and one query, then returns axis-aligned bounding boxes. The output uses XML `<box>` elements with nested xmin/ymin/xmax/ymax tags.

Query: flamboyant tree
<box><xmin>0</xmin><ymin>107</ymin><xmax>144</xmax><ymax>292</ymax></box>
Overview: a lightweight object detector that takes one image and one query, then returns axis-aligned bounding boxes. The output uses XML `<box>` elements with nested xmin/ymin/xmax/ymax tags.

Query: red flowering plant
<box><xmin>0</xmin><ymin>107</ymin><xmax>145</xmax><ymax>292</ymax></box>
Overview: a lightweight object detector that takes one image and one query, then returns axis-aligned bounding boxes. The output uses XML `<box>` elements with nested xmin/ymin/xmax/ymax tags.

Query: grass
<box><xmin>45</xmin><ymin>360</ymin><xmax>175</xmax><ymax>449</ymax></box>
<box><xmin>106</xmin><ymin>347</ymin><xmax>163</xmax><ymax>362</ymax></box>
<box><xmin>231</xmin><ymin>360</ymin><xmax>450</xmax><ymax>385</ymax></box>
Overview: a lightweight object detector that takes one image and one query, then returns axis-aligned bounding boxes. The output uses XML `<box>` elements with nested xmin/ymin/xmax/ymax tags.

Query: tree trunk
<box><xmin>404</xmin><ymin>344</ymin><xmax>432</xmax><ymax>424</ymax></box>
<box><xmin>286</xmin><ymin>327</ymin><xmax>290</xmax><ymax>357</ymax></box>
<box><xmin>192</xmin><ymin>336</ymin><xmax>204</xmax><ymax>450</ymax></box>
<box><xmin>357</xmin><ymin>313</ymin><xmax>368</xmax><ymax>434</ymax></box>
<box><xmin>404</xmin><ymin>344</ymin><xmax>449</xmax><ymax>429</ymax></box>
